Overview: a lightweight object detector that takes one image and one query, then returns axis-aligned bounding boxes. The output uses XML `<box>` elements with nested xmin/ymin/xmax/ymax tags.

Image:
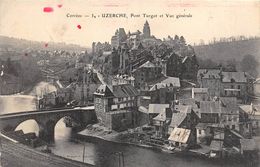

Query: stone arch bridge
<box><xmin>0</xmin><ymin>107</ymin><xmax>97</xmax><ymax>142</ymax></box>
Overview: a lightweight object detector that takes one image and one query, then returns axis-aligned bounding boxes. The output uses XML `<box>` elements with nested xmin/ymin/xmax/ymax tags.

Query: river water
<box><xmin>0</xmin><ymin>81</ymin><xmax>259</xmax><ymax>167</ymax></box>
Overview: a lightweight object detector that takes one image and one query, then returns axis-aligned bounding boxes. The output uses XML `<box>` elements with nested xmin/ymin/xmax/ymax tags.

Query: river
<box><xmin>0</xmin><ymin>81</ymin><xmax>259</xmax><ymax>167</ymax></box>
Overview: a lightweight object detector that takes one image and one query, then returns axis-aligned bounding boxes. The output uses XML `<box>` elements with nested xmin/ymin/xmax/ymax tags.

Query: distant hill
<box><xmin>0</xmin><ymin>36</ymin><xmax>89</xmax><ymax>52</ymax></box>
<box><xmin>194</xmin><ymin>38</ymin><xmax>260</xmax><ymax>63</ymax></box>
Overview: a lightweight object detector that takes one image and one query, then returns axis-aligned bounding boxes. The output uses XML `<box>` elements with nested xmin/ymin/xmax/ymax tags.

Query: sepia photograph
<box><xmin>0</xmin><ymin>0</ymin><xmax>259</xmax><ymax>166</ymax></box>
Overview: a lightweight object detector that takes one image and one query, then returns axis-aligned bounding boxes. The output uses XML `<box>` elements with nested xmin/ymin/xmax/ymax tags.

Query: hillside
<box><xmin>194</xmin><ymin>38</ymin><xmax>260</xmax><ymax>63</ymax></box>
<box><xmin>0</xmin><ymin>36</ymin><xmax>88</xmax><ymax>52</ymax></box>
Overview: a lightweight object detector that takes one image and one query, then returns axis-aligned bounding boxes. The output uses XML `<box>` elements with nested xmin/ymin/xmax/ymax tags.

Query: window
<box><xmin>122</xmin><ymin>113</ymin><xmax>126</xmax><ymax>119</ymax></box>
<box><xmin>198</xmin><ymin>130</ymin><xmax>202</xmax><ymax>135</ymax></box>
<box><xmin>237</xmin><ymin>85</ymin><xmax>241</xmax><ymax>89</ymax></box>
<box><xmin>231</xmin><ymin>85</ymin><xmax>234</xmax><ymax>89</ymax></box>
<box><xmin>232</xmin><ymin>125</ymin><xmax>235</xmax><ymax>130</ymax></box>
<box><xmin>225</xmin><ymin>90</ymin><xmax>227</xmax><ymax>96</ymax></box>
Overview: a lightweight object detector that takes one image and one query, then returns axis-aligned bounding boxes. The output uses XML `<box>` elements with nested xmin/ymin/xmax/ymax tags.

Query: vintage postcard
<box><xmin>0</xmin><ymin>0</ymin><xmax>259</xmax><ymax>167</ymax></box>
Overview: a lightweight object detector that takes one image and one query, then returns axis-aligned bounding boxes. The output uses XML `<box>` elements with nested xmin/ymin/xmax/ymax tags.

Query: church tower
<box><xmin>143</xmin><ymin>20</ymin><xmax>151</xmax><ymax>38</ymax></box>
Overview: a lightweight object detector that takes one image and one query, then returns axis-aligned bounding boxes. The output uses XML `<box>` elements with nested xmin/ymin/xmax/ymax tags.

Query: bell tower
<box><xmin>143</xmin><ymin>20</ymin><xmax>151</xmax><ymax>38</ymax></box>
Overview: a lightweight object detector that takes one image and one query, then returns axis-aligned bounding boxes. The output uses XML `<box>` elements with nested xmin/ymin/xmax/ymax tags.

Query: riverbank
<box><xmin>0</xmin><ymin>134</ymin><xmax>94</xmax><ymax>167</ymax></box>
<box><xmin>76</xmin><ymin>124</ymin><xmax>260</xmax><ymax>164</ymax></box>
<box><xmin>77</xmin><ymin>124</ymin><xmax>154</xmax><ymax>149</ymax></box>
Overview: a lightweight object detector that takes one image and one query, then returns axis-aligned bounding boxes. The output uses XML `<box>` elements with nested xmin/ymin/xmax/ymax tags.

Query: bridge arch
<box><xmin>37</xmin><ymin>113</ymin><xmax>85</xmax><ymax>142</ymax></box>
<box><xmin>15</xmin><ymin>119</ymin><xmax>40</xmax><ymax>136</ymax></box>
<box><xmin>0</xmin><ymin>108</ymin><xmax>96</xmax><ymax>143</ymax></box>
<box><xmin>54</xmin><ymin>116</ymin><xmax>80</xmax><ymax>141</ymax></box>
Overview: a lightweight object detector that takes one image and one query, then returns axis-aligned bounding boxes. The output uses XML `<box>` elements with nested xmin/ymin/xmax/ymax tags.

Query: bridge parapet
<box><xmin>0</xmin><ymin>107</ymin><xmax>97</xmax><ymax>142</ymax></box>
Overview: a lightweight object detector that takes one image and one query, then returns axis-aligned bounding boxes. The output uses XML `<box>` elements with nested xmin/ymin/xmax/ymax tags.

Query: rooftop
<box><xmin>174</xmin><ymin>105</ymin><xmax>192</xmax><ymax>114</ymax></box>
<box><xmin>210</xmin><ymin>140</ymin><xmax>223</xmax><ymax>151</ymax></box>
<box><xmin>149</xmin><ymin>77</ymin><xmax>180</xmax><ymax>91</ymax></box>
<box><xmin>197</xmin><ymin>69</ymin><xmax>221</xmax><ymax>79</ymax></box>
<box><xmin>200</xmin><ymin>101</ymin><xmax>221</xmax><ymax>114</ymax></box>
<box><xmin>168</xmin><ymin>127</ymin><xmax>191</xmax><ymax>144</ymax></box>
<box><xmin>153</xmin><ymin>109</ymin><xmax>167</xmax><ymax>122</ymax></box>
<box><xmin>222</xmin><ymin>72</ymin><xmax>248</xmax><ymax>83</ymax></box>
<box><xmin>112</xmin><ymin>84</ymin><xmax>139</xmax><ymax>98</ymax></box>
<box><xmin>170</xmin><ymin>112</ymin><xmax>187</xmax><ymax>128</ymax></box>
<box><xmin>179</xmin><ymin>98</ymin><xmax>199</xmax><ymax>109</ymax></box>
<box><xmin>94</xmin><ymin>84</ymin><xmax>139</xmax><ymax>98</ymax></box>
<box><xmin>139</xmin><ymin>61</ymin><xmax>157</xmax><ymax>68</ymax></box>
<box><xmin>240</xmin><ymin>139</ymin><xmax>257</xmax><ymax>151</ymax></box>
<box><xmin>148</xmin><ymin>104</ymin><xmax>169</xmax><ymax>114</ymax></box>
<box><xmin>192</xmin><ymin>88</ymin><xmax>208</xmax><ymax>93</ymax></box>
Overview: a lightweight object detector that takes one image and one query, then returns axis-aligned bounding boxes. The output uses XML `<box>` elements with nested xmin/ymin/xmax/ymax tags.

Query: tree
<box><xmin>174</xmin><ymin>35</ymin><xmax>179</xmax><ymax>41</ymax></box>
<box><xmin>224</xmin><ymin>59</ymin><xmax>237</xmax><ymax>72</ymax></box>
<box><xmin>180</xmin><ymin>36</ymin><xmax>186</xmax><ymax>45</ymax></box>
<box><xmin>240</xmin><ymin>54</ymin><xmax>259</xmax><ymax>77</ymax></box>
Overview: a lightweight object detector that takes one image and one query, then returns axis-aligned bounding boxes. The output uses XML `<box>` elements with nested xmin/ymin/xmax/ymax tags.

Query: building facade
<box><xmin>94</xmin><ymin>84</ymin><xmax>139</xmax><ymax>131</ymax></box>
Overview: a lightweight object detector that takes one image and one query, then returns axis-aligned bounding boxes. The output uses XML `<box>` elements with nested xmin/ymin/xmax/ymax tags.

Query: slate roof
<box><xmin>200</xmin><ymin>97</ymin><xmax>238</xmax><ymax>114</ymax></box>
<box><xmin>170</xmin><ymin>112</ymin><xmax>187</xmax><ymax>127</ymax></box>
<box><xmin>112</xmin><ymin>84</ymin><xmax>139</xmax><ymax>97</ymax></box>
<box><xmin>174</xmin><ymin>105</ymin><xmax>192</xmax><ymax>114</ymax></box>
<box><xmin>179</xmin><ymin>98</ymin><xmax>199</xmax><ymax>109</ymax></box>
<box><xmin>240</xmin><ymin>139</ymin><xmax>257</xmax><ymax>151</ymax></box>
<box><xmin>161</xmin><ymin>77</ymin><xmax>180</xmax><ymax>87</ymax></box>
<box><xmin>196</xmin><ymin>123</ymin><xmax>225</xmax><ymax>129</ymax></box>
<box><xmin>168</xmin><ymin>127</ymin><xmax>191</xmax><ymax>144</ymax></box>
<box><xmin>219</xmin><ymin>97</ymin><xmax>238</xmax><ymax>114</ymax></box>
<box><xmin>94</xmin><ymin>84</ymin><xmax>113</xmax><ymax>96</ymax></box>
<box><xmin>94</xmin><ymin>84</ymin><xmax>139</xmax><ymax>98</ymax></box>
<box><xmin>239</xmin><ymin>104</ymin><xmax>260</xmax><ymax>116</ymax></box>
<box><xmin>210</xmin><ymin>140</ymin><xmax>223</xmax><ymax>151</ymax></box>
<box><xmin>200</xmin><ymin>101</ymin><xmax>221</xmax><ymax>114</ymax></box>
<box><xmin>193</xmin><ymin>88</ymin><xmax>208</xmax><ymax>93</ymax></box>
<box><xmin>197</xmin><ymin>69</ymin><xmax>221</xmax><ymax>79</ymax></box>
<box><xmin>148</xmin><ymin>104</ymin><xmax>170</xmax><ymax>114</ymax></box>
<box><xmin>153</xmin><ymin>109</ymin><xmax>167</xmax><ymax>122</ymax></box>
<box><xmin>149</xmin><ymin>77</ymin><xmax>180</xmax><ymax>91</ymax></box>
<box><xmin>222</xmin><ymin>72</ymin><xmax>247</xmax><ymax>83</ymax></box>
<box><xmin>139</xmin><ymin>61</ymin><xmax>156</xmax><ymax>68</ymax></box>
<box><xmin>138</xmin><ymin>106</ymin><xmax>148</xmax><ymax>113</ymax></box>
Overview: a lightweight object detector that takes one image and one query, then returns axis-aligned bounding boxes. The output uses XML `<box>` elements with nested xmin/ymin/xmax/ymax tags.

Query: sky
<box><xmin>0</xmin><ymin>0</ymin><xmax>259</xmax><ymax>47</ymax></box>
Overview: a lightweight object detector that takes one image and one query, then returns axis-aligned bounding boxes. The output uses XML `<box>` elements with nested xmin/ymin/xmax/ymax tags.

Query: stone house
<box><xmin>132</xmin><ymin>61</ymin><xmax>162</xmax><ymax>90</ymax></box>
<box><xmin>196</xmin><ymin>123</ymin><xmax>225</xmax><ymax>145</ymax></box>
<box><xmin>209</xmin><ymin>140</ymin><xmax>224</xmax><ymax>158</ymax></box>
<box><xmin>152</xmin><ymin>108</ymin><xmax>172</xmax><ymax>138</ymax></box>
<box><xmin>168</xmin><ymin>127</ymin><xmax>195</xmax><ymax>150</ymax></box>
<box><xmin>219</xmin><ymin>97</ymin><xmax>240</xmax><ymax>131</ymax></box>
<box><xmin>94</xmin><ymin>84</ymin><xmax>139</xmax><ymax>131</ymax></box>
<box><xmin>197</xmin><ymin>69</ymin><xmax>254</xmax><ymax>103</ymax></box>
<box><xmin>239</xmin><ymin>104</ymin><xmax>260</xmax><ymax>135</ymax></box>
<box><xmin>192</xmin><ymin>88</ymin><xmax>209</xmax><ymax>101</ymax></box>
<box><xmin>148</xmin><ymin>76</ymin><xmax>180</xmax><ymax>104</ymax></box>
<box><xmin>168</xmin><ymin>105</ymin><xmax>199</xmax><ymax>142</ymax></box>
<box><xmin>148</xmin><ymin>104</ymin><xmax>170</xmax><ymax>124</ymax></box>
<box><xmin>181</xmin><ymin>55</ymin><xmax>199</xmax><ymax>81</ymax></box>
<box><xmin>199</xmin><ymin>97</ymin><xmax>240</xmax><ymax>131</ymax></box>
<box><xmin>221</xmin><ymin>72</ymin><xmax>254</xmax><ymax>103</ymax></box>
<box><xmin>197</xmin><ymin>68</ymin><xmax>222</xmax><ymax>97</ymax></box>
<box><xmin>199</xmin><ymin>101</ymin><xmax>221</xmax><ymax>123</ymax></box>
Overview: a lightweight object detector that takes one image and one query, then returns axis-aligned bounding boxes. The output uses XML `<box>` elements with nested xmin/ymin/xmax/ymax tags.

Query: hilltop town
<box><xmin>0</xmin><ymin>21</ymin><xmax>260</xmax><ymax>164</ymax></box>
